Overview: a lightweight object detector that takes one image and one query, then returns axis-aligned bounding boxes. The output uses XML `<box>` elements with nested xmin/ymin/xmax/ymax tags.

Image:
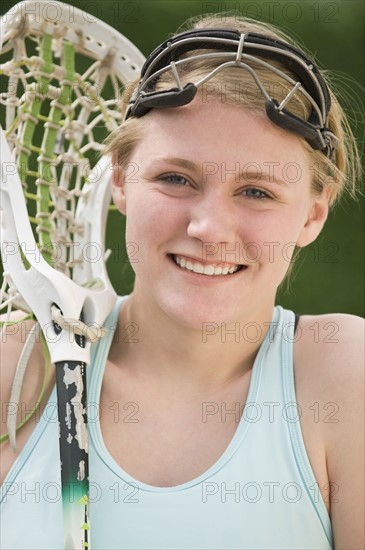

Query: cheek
<box><xmin>238</xmin><ymin>211</ymin><xmax>304</xmax><ymax>267</ymax></box>
<box><xmin>124</xmin><ymin>191</ymin><xmax>185</xmax><ymax>250</ymax></box>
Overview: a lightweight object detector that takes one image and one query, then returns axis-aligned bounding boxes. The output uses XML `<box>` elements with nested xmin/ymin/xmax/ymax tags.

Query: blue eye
<box><xmin>243</xmin><ymin>188</ymin><xmax>270</xmax><ymax>199</ymax></box>
<box><xmin>160</xmin><ymin>174</ymin><xmax>190</xmax><ymax>186</ymax></box>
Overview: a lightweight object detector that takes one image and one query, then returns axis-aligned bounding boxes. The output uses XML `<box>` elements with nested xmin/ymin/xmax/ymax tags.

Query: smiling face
<box><xmin>112</xmin><ymin>98</ymin><xmax>330</xmax><ymax>329</ymax></box>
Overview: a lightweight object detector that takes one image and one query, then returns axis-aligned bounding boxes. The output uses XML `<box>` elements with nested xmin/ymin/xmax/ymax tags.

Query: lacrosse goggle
<box><xmin>125</xmin><ymin>28</ymin><xmax>338</xmax><ymax>159</ymax></box>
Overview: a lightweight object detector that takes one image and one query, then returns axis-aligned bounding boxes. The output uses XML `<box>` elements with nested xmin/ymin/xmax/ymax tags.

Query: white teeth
<box><xmin>203</xmin><ymin>265</ymin><xmax>215</xmax><ymax>275</ymax></box>
<box><xmin>173</xmin><ymin>255</ymin><xmax>241</xmax><ymax>276</ymax></box>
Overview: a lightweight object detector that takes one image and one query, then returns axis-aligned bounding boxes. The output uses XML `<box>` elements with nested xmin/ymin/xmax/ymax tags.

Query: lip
<box><xmin>167</xmin><ymin>254</ymin><xmax>247</xmax><ymax>281</ymax></box>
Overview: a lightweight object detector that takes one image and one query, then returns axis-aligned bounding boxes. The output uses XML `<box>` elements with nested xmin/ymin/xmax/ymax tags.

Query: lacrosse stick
<box><xmin>0</xmin><ymin>1</ymin><xmax>145</xmax><ymax>548</ymax></box>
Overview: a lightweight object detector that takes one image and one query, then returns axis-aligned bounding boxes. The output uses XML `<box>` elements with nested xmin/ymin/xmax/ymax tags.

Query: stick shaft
<box><xmin>56</xmin><ymin>360</ymin><xmax>90</xmax><ymax>550</ymax></box>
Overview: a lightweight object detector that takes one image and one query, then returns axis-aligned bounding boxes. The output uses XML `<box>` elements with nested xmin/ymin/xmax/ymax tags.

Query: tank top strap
<box><xmin>275</xmin><ymin>306</ymin><xmax>333</xmax><ymax>544</ymax></box>
<box><xmin>253</xmin><ymin>305</ymin><xmax>293</xmax><ymax>402</ymax></box>
<box><xmin>88</xmin><ymin>295</ymin><xmax>129</xmax><ymax>398</ymax></box>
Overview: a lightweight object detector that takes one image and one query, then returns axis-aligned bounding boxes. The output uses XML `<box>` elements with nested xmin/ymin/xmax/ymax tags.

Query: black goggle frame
<box><xmin>125</xmin><ymin>29</ymin><xmax>338</xmax><ymax>158</ymax></box>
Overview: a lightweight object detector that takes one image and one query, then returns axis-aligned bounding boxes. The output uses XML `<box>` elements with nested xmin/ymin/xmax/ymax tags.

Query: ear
<box><xmin>111</xmin><ymin>154</ymin><xmax>127</xmax><ymax>215</ymax></box>
<box><xmin>296</xmin><ymin>187</ymin><xmax>332</xmax><ymax>247</ymax></box>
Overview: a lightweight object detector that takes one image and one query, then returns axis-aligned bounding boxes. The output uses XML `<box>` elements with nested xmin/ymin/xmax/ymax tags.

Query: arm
<box><xmin>297</xmin><ymin>312</ymin><xmax>364</xmax><ymax>548</ymax></box>
<box><xmin>321</xmin><ymin>314</ymin><xmax>364</xmax><ymax>549</ymax></box>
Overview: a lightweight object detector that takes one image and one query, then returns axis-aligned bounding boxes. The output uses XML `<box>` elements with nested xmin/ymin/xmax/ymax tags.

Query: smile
<box><xmin>171</xmin><ymin>254</ymin><xmax>244</xmax><ymax>276</ymax></box>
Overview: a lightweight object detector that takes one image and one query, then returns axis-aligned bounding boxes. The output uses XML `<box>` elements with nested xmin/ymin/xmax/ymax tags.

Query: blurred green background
<box><xmin>1</xmin><ymin>0</ymin><xmax>364</xmax><ymax>316</ymax></box>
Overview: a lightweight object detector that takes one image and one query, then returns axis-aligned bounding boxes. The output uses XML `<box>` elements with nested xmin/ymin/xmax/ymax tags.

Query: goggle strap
<box><xmin>131</xmin><ymin>83</ymin><xmax>197</xmax><ymax>118</ymax></box>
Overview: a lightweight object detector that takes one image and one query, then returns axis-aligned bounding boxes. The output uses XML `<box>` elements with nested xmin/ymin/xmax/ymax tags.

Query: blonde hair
<box><xmin>106</xmin><ymin>13</ymin><xmax>362</xmax><ymax>207</ymax></box>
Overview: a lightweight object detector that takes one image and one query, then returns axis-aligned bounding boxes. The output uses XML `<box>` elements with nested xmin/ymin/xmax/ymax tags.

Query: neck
<box><xmin>110</xmin><ymin>288</ymin><xmax>276</xmax><ymax>396</ymax></box>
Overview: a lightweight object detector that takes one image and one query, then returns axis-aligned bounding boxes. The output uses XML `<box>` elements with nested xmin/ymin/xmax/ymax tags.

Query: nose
<box><xmin>186</xmin><ymin>191</ymin><xmax>238</xmax><ymax>246</ymax></box>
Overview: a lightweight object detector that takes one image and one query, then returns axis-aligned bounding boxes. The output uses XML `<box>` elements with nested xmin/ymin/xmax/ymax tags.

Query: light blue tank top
<box><xmin>1</xmin><ymin>296</ymin><xmax>333</xmax><ymax>549</ymax></box>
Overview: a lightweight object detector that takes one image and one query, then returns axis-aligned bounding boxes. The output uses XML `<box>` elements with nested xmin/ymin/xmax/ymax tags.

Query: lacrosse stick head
<box><xmin>0</xmin><ymin>0</ymin><xmax>145</xmax><ymax>363</ymax></box>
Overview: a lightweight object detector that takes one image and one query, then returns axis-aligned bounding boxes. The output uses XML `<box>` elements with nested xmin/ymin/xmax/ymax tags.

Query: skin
<box><xmin>1</xmin><ymin>97</ymin><xmax>363</xmax><ymax>549</ymax></box>
<box><xmin>111</xmin><ymin>98</ymin><xmax>330</xmax><ymax>388</ymax></box>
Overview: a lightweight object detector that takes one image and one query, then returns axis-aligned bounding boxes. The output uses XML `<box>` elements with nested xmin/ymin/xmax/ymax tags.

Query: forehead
<box><xmin>133</xmin><ymin>96</ymin><xmax>311</xmax><ymax>174</ymax></box>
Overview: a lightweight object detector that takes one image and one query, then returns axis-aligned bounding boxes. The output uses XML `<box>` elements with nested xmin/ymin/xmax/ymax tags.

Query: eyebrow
<box><xmin>243</xmin><ymin>171</ymin><xmax>289</xmax><ymax>187</ymax></box>
<box><xmin>159</xmin><ymin>157</ymin><xmax>199</xmax><ymax>172</ymax></box>
<box><xmin>157</xmin><ymin>157</ymin><xmax>290</xmax><ymax>187</ymax></box>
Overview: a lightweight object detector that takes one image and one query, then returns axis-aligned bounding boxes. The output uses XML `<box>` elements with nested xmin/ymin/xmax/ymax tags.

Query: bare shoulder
<box><xmin>294</xmin><ymin>312</ymin><xmax>364</xmax><ymax>431</ymax></box>
<box><xmin>295</xmin><ymin>313</ymin><xmax>364</xmax><ymax>548</ymax></box>
<box><xmin>294</xmin><ymin>312</ymin><xmax>364</xmax><ymax>409</ymax></box>
<box><xmin>296</xmin><ymin>312</ymin><xmax>364</xmax><ymax>363</ymax></box>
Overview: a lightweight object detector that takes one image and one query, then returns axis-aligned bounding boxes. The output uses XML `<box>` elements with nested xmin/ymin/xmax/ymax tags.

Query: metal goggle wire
<box><xmin>125</xmin><ymin>29</ymin><xmax>339</xmax><ymax>158</ymax></box>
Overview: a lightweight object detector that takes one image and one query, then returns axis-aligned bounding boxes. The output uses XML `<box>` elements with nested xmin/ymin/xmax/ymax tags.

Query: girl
<box><xmin>1</xmin><ymin>13</ymin><xmax>363</xmax><ymax>550</ymax></box>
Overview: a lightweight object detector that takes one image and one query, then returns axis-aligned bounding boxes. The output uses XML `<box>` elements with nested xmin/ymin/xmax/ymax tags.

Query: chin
<box><xmin>158</xmin><ymin>292</ymin><xmax>244</xmax><ymax>331</ymax></box>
